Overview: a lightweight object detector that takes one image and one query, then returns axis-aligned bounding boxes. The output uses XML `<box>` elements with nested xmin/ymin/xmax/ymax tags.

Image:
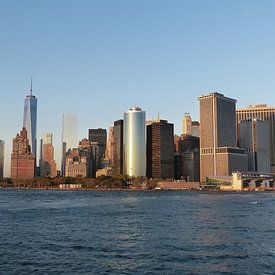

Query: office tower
<box><xmin>113</xmin><ymin>119</ymin><xmax>124</xmax><ymax>176</ymax></box>
<box><xmin>61</xmin><ymin>113</ymin><xmax>78</xmax><ymax>176</ymax></box>
<box><xmin>123</xmin><ymin>107</ymin><xmax>146</xmax><ymax>177</ymax></box>
<box><xmin>191</xmin><ymin>121</ymin><xmax>200</xmax><ymax>137</ymax></box>
<box><xmin>88</xmin><ymin>128</ymin><xmax>107</xmax><ymax>160</ymax></box>
<box><xmin>40</xmin><ymin>133</ymin><xmax>57</xmax><ymax>177</ymax></box>
<box><xmin>105</xmin><ymin>127</ymin><xmax>114</xmax><ymax>164</ymax></box>
<box><xmin>199</xmin><ymin>92</ymin><xmax>247</xmax><ymax>182</ymax></box>
<box><xmin>10</xmin><ymin>128</ymin><xmax>35</xmax><ymax>180</ymax></box>
<box><xmin>78</xmin><ymin>138</ymin><xmax>93</xmax><ymax>177</ymax></box>
<box><xmin>174</xmin><ymin>135</ymin><xmax>200</xmax><ymax>181</ymax></box>
<box><xmin>147</xmin><ymin>119</ymin><xmax>174</xmax><ymax>179</ymax></box>
<box><xmin>23</xmin><ymin>81</ymin><xmax>37</xmax><ymax>159</ymax></box>
<box><xmin>236</xmin><ymin>104</ymin><xmax>275</xmax><ymax>172</ymax></box>
<box><xmin>239</xmin><ymin>119</ymin><xmax>270</xmax><ymax>173</ymax></box>
<box><xmin>0</xmin><ymin>140</ymin><xmax>4</xmax><ymax>178</ymax></box>
<box><xmin>182</xmin><ymin>113</ymin><xmax>192</xmax><ymax>135</ymax></box>
<box><xmin>91</xmin><ymin>142</ymin><xmax>101</xmax><ymax>177</ymax></box>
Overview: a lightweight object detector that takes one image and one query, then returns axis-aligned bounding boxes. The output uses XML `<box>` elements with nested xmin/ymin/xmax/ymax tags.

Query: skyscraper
<box><xmin>113</xmin><ymin>119</ymin><xmax>123</xmax><ymax>176</ymax></box>
<box><xmin>146</xmin><ymin>119</ymin><xmax>174</xmax><ymax>179</ymax></box>
<box><xmin>182</xmin><ymin>113</ymin><xmax>192</xmax><ymax>135</ymax></box>
<box><xmin>123</xmin><ymin>107</ymin><xmax>146</xmax><ymax>177</ymax></box>
<box><xmin>239</xmin><ymin>118</ymin><xmax>270</xmax><ymax>173</ymax></box>
<box><xmin>105</xmin><ymin>127</ymin><xmax>114</xmax><ymax>164</ymax></box>
<box><xmin>236</xmin><ymin>104</ymin><xmax>275</xmax><ymax>172</ymax></box>
<box><xmin>199</xmin><ymin>92</ymin><xmax>247</xmax><ymax>182</ymax></box>
<box><xmin>88</xmin><ymin>128</ymin><xmax>107</xmax><ymax>160</ymax></box>
<box><xmin>11</xmin><ymin>128</ymin><xmax>35</xmax><ymax>180</ymax></box>
<box><xmin>0</xmin><ymin>140</ymin><xmax>4</xmax><ymax>178</ymax></box>
<box><xmin>23</xmin><ymin>80</ymin><xmax>37</xmax><ymax>159</ymax></box>
<box><xmin>40</xmin><ymin>133</ymin><xmax>57</xmax><ymax>178</ymax></box>
<box><xmin>61</xmin><ymin>113</ymin><xmax>78</xmax><ymax>176</ymax></box>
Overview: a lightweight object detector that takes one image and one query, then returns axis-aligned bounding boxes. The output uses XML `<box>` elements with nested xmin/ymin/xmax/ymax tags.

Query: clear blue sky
<box><xmin>1</xmin><ymin>0</ymin><xmax>275</xmax><ymax>176</ymax></box>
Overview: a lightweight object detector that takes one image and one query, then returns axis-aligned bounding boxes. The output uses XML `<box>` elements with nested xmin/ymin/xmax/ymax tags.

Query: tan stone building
<box><xmin>199</xmin><ymin>92</ymin><xmax>248</xmax><ymax>182</ymax></box>
<box><xmin>11</xmin><ymin>127</ymin><xmax>35</xmax><ymax>180</ymax></box>
<box><xmin>65</xmin><ymin>148</ymin><xmax>87</xmax><ymax>178</ymax></box>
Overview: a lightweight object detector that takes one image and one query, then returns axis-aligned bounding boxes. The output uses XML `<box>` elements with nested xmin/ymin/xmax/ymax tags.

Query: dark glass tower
<box><xmin>23</xmin><ymin>80</ymin><xmax>37</xmax><ymax>160</ymax></box>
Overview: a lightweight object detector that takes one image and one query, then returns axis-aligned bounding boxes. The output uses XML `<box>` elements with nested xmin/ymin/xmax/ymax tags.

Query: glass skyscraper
<box><xmin>123</xmin><ymin>107</ymin><xmax>146</xmax><ymax>177</ymax></box>
<box><xmin>61</xmin><ymin>113</ymin><xmax>78</xmax><ymax>176</ymax></box>
<box><xmin>23</xmin><ymin>86</ymin><xmax>37</xmax><ymax>159</ymax></box>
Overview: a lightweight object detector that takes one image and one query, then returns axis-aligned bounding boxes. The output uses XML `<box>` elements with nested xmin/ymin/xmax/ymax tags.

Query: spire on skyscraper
<box><xmin>30</xmin><ymin>76</ymin><xmax>33</xmax><ymax>96</ymax></box>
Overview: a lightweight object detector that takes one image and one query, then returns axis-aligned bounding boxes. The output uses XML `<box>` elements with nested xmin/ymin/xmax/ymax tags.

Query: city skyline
<box><xmin>1</xmin><ymin>1</ymin><xmax>275</xmax><ymax>177</ymax></box>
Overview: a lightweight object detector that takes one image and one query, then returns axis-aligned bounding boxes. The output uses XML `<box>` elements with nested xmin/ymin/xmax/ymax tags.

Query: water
<box><xmin>0</xmin><ymin>190</ymin><xmax>274</xmax><ymax>274</ymax></box>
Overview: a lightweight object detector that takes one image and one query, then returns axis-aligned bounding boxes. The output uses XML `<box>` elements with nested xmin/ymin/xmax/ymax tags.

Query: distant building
<box><xmin>23</xmin><ymin>82</ymin><xmax>37</xmax><ymax>161</ymax></box>
<box><xmin>96</xmin><ymin>167</ymin><xmax>113</xmax><ymax>178</ymax></box>
<box><xmin>62</xmin><ymin>113</ymin><xmax>78</xmax><ymax>176</ymax></box>
<box><xmin>191</xmin><ymin>121</ymin><xmax>200</xmax><ymax>137</ymax></box>
<box><xmin>239</xmin><ymin>118</ymin><xmax>270</xmax><ymax>173</ymax></box>
<box><xmin>113</xmin><ymin>119</ymin><xmax>124</xmax><ymax>176</ymax></box>
<box><xmin>182</xmin><ymin>113</ymin><xmax>192</xmax><ymax>135</ymax></box>
<box><xmin>65</xmin><ymin>148</ymin><xmax>87</xmax><ymax>178</ymax></box>
<box><xmin>88</xmin><ymin>128</ymin><xmax>107</xmax><ymax>160</ymax></box>
<box><xmin>0</xmin><ymin>140</ymin><xmax>4</xmax><ymax>178</ymax></box>
<box><xmin>11</xmin><ymin>128</ymin><xmax>35</xmax><ymax>180</ymax></box>
<box><xmin>199</xmin><ymin>92</ymin><xmax>248</xmax><ymax>182</ymax></box>
<box><xmin>236</xmin><ymin>104</ymin><xmax>275</xmax><ymax>173</ymax></box>
<box><xmin>123</xmin><ymin>107</ymin><xmax>146</xmax><ymax>177</ymax></box>
<box><xmin>147</xmin><ymin>119</ymin><xmax>174</xmax><ymax>179</ymax></box>
<box><xmin>40</xmin><ymin>133</ymin><xmax>57</xmax><ymax>178</ymax></box>
<box><xmin>105</xmin><ymin>127</ymin><xmax>114</xmax><ymax>165</ymax></box>
<box><xmin>174</xmin><ymin>135</ymin><xmax>200</xmax><ymax>182</ymax></box>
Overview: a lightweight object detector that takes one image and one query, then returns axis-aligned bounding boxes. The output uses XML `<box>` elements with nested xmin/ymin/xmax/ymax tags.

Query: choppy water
<box><xmin>0</xmin><ymin>190</ymin><xmax>274</xmax><ymax>274</ymax></box>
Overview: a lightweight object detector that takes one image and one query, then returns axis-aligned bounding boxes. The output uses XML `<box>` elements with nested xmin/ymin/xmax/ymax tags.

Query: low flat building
<box><xmin>96</xmin><ymin>167</ymin><xmax>113</xmax><ymax>178</ymax></box>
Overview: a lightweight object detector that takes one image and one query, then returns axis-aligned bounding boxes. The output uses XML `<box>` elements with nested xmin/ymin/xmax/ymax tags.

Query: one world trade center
<box><xmin>23</xmin><ymin>79</ymin><xmax>38</xmax><ymax>161</ymax></box>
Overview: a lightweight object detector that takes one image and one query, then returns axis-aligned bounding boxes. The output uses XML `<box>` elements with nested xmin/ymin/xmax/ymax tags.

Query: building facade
<box><xmin>236</xmin><ymin>104</ymin><xmax>275</xmax><ymax>173</ymax></box>
<box><xmin>62</xmin><ymin>113</ymin><xmax>78</xmax><ymax>176</ymax></box>
<box><xmin>88</xmin><ymin>128</ymin><xmax>107</xmax><ymax>160</ymax></box>
<box><xmin>40</xmin><ymin>133</ymin><xmax>57</xmax><ymax>178</ymax></box>
<box><xmin>123</xmin><ymin>107</ymin><xmax>146</xmax><ymax>177</ymax></box>
<box><xmin>147</xmin><ymin>119</ymin><xmax>174</xmax><ymax>179</ymax></box>
<box><xmin>0</xmin><ymin>140</ymin><xmax>4</xmax><ymax>178</ymax></box>
<box><xmin>174</xmin><ymin>135</ymin><xmax>200</xmax><ymax>182</ymax></box>
<box><xmin>105</xmin><ymin>127</ymin><xmax>114</xmax><ymax>165</ymax></box>
<box><xmin>239</xmin><ymin>118</ymin><xmax>270</xmax><ymax>173</ymax></box>
<box><xmin>199</xmin><ymin>92</ymin><xmax>248</xmax><ymax>182</ymax></box>
<box><xmin>113</xmin><ymin>119</ymin><xmax>123</xmax><ymax>176</ymax></box>
<box><xmin>11</xmin><ymin>128</ymin><xmax>35</xmax><ymax>180</ymax></box>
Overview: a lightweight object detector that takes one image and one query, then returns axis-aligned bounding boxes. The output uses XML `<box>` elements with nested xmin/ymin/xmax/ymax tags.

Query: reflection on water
<box><xmin>0</xmin><ymin>190</ymin><xmax>274</xmax><ymax>274</ymax></box>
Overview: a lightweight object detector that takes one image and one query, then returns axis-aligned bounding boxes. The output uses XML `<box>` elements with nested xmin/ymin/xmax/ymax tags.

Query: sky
<box><xmin>1</xmin><ymin>0</ymin><xmax>275</xmax><ymax>177</ymax></box>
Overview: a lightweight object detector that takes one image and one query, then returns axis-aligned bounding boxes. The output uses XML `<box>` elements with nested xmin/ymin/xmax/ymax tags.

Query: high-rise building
<box><xmin>88</xmin><ymin>128</ymin><xmax>107</xmax><ymax>160</ymax></box>
<box><xmin>191</xmin><ymin>121</ymin><xmax>200</xmax><ymax>137</ymax></box>
<box><xmin>199</xmin><ymin>92</ymin><xmax>248</xmax><ymax>182</ymax></box>
<box><xmin>105</xmin><ymin>127</ymin><xmax>114</xmax><ymax>164</ymax></box>
<box><xmin>113</xmin><ymin>119</ymin><xmax>124</xmax><ymax>176</ymax></box>
<box><xmin>40</xmin><ymin>133</ymin><xmax>57</xmax><ymax>178</ymax></box>
<box><xmin>239</xmin><ymin>118</ymin><xmax>270</xmax><ymax>173</ymax></box>
<box><xmin>23</xmin><ymin>81</ymin><xmax>37</xmax><ymax>160</ymax></box>
<box><xmin>123</xmin><ymin>107</ymin><xmax>146</xmax><ymax>177</ymax></box>
<box><xmin>236</xmin><ymin>104</ymin><xmax>275</xmax><ymax>173</ymax></box>
<box><xmin>0</xmin><ymin>140</ymin><xmax>4</xmax><ymax>178</ymax></box>
<box><xmin>147</xmin><ymin>119</ymin><xmax>174</xmax><ymax>179</ymax></box>
<box><xmin>61</xmin><ymin>113</ymin><xmax>78</xmax><ymax>176</ymax></box>
<box><xmin>174</xmin><ymin>135</ymin><xmax>200</xmax><ymax>182</ymax></box>
<box><xmin>11</xmin><ymin>128</ymin><xmax>35</xmax><ymax>180</ymax></box>
<box><xmin>182</xmin><ymin>113</ymin><xmax>192</xmax><ymax>135</ymax></box>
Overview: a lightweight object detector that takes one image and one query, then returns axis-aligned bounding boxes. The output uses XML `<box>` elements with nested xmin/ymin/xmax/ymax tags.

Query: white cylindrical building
<box><xmin>123</xmin><ymin>107</ymin><xmax>146</xmax><ymax>177</ymax></box>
